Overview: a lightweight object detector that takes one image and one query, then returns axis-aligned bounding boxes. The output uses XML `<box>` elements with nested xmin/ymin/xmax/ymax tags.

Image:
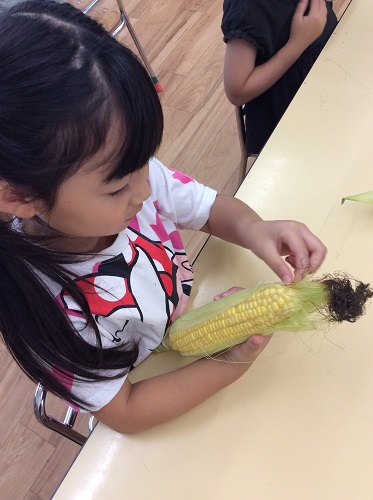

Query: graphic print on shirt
<box><xmin>58</xmin><ymin>229</ymin><xmax>191</xmax><ymax>344</ymax></box>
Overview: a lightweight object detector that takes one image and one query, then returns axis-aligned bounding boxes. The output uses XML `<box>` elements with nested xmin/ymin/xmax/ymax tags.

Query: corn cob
<box><xmin>156</xmin><ymin>274</ymin><xmax>373</xmax><ymax>357</ymax></box>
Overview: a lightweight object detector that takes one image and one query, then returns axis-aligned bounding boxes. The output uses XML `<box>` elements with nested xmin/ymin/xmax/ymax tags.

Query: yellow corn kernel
<box><xmin>154</xmin><ymin>275</ymin><xmax>373</xmax><ymax>357</ymax></box>
<box><xmin>166</xmin><ymin>284</ymin><xmax>305</xmax><ymax>357</ymax></box>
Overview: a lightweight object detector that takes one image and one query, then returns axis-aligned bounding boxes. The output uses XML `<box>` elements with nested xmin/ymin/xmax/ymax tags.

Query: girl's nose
<box><xmin>132</xmin><ymin>174</ymin><xmax>151</xmax><ymax>205</ymax></box>
<box><xmin>140</xmin><ymin>180</ymin><xmax>151</xmax><ymax>203</ymax></box>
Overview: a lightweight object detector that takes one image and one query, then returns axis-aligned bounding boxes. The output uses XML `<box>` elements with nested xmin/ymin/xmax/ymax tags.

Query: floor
<box><xmin>0</xmin><ymin>0</ymin><xmax>350</xmax><ymax>498</ymax></box>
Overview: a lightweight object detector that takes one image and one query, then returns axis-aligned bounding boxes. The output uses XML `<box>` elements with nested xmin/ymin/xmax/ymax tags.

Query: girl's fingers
<box><xmin>241</xmin><ymin>334</ymin><xmax>272</xmax><ymax>357</ymax></box>
<box><xmin>226</xmin><ymin>334</ymin><xmax>272</xmax><ymax>364</ymax></box>
<box><xmin>285</xmin><ymin>255</ymin><xmax>296</xmax><ymax>269</ymax></box>
<box><xmin>257</xmin><ymin>224</ymin><xmax>326</xmax><ymax>283</ymax></box>
<box><xmin>283</xmin><ymin>228</ymin><xmax>326</xmax><ymax>280</ymax></box>
<box><xmin>282</xmin><ymin>233</ymin><xmax>324</xmax><ymax>280</ymax></box>
<box><xmin>297</xmin><ymin>226</ymin><xmax>327</xmax><ymax>269</ymax></box>
<box><xmin>214</xmin><ymin>287</ymin><xmax>243</xmax><ymax>301</ymax></box>
<box><xmin>257</xmin><ymin>242</ymin><xmax>297</xmax><ymax>283</ymax></box>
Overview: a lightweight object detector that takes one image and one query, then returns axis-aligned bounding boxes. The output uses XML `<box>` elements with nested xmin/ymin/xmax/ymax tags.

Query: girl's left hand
<box><xmin>245</xmin><ymin>220</ymin><xmax>327</xmax><ymax>283</ymax></box>
<box><xmin>214</xmin><ymin>287</ymin><xmax>243</xmax><ymax>301</ymax></box>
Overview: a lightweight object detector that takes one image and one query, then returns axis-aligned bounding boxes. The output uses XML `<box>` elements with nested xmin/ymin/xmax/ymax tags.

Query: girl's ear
<box><xmin>0</xmin><ymin>181</ymin><xmax>37</xmax><ymax>218</ymax></box>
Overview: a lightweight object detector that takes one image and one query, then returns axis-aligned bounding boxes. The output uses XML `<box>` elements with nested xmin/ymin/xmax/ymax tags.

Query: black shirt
<box><xmin>222</xmin><ymin>0</ymin><xmax>337</xmax><ymax>154</ymax></box>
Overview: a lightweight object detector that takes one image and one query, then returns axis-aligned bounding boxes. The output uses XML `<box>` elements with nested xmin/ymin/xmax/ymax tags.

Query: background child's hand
<box><xmin>289</xmin><ymin>0</ymin><xmax>328</xmax><ymax>52</ymax></box>
<box><xmin>245</xmin><ymin>220</ymin><xmax>327</xmax><ymax>283</ymax></box>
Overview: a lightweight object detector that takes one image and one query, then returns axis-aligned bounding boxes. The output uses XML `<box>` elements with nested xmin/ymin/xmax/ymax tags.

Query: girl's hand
<box><xmin>203</xmin><ymin>195</ymin><xmax>327</xmax><ymax>284</ymax></box>
<box><xmin>245</xmin><ymin>220</ymin><xmax>327</xmax><ymax>283</ymax></box>
<box><xmin>289</xmin><ymin>0</ymin><xmax>328</xmax><ymax>52</ymax></box>
<box><xmin>214</xmin><ymin>286</ymin><xmax>271</xmax><ymax>365</ymax></box>
<box><xmin>219</xmin><ymin>333</ymin><xmax>272</xmax><ymax>364</ymax></box>
<box><xmin>214</xmin><ymin>286</ymin><xmax>243</xmax><ymax>301</ymax></box>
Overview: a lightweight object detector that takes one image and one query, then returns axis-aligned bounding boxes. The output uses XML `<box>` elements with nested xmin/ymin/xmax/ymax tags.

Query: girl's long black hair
<box><xmin>0</xmin><ymin>0</ymin><xmax>164</xmax><ymax>409</ymax></box>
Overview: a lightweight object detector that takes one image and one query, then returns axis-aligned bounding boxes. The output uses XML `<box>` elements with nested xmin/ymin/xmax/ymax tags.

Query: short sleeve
<box><xmin>222</xmin><ymin>0</ymin><xmax>295</xmax><ymax>58</ymax></box>
<box><xmin>72</xmin><ymin>372</ymin><xmax>128</xmax><ymax>413</ymax></box>
<box><xmin>148</xmin><ymin>158</ymin><xmax>217</xmax><ymax>231</ymax></box>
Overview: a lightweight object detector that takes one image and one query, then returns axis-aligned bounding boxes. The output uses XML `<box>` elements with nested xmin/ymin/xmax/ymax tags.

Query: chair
<box><xmin>235</xmin><ymin>105</ymin><xmax>248</xmax><ymax>183</ymax></box>
<box><xmin>235</xmin><ymin>105</ymin><xmax>257</xmax><ymax>183</ymax></box>
<box><xmin>82</xmin><ymin>0</ymin><xmax>162</xmax><ymax>91</ymax></box>
<box><xmin>34</xmin><ymin>382</ymin><xmax>94</xmax><ymax>445</ymax></box>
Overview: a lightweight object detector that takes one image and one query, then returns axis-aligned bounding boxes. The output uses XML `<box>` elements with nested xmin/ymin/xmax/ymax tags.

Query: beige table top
<box><xmin>55</xmin><ymin>2</ymin><xmax>373</xmax><ymax>498</ymax></box>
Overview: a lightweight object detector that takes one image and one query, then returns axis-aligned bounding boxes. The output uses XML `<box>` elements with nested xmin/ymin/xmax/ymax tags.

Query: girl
<box><xmin>0</xmin><ymin>0</ymin><xmax>326</xmax><ymax>433</ymax></box>
<box><xmin>222</xmin><ymin>0</ymin><xmax>338</xmax><ymax>155</ymax></box>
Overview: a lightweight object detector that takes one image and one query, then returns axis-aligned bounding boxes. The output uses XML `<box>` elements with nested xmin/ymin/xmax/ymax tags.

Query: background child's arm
<box><xmin>92</xmin><ymin>333</ymin><xmax>271</xmax><ymax>433</ymax></box>
<box><xmin>224</xmin><ymin>0</ymin><xmax>328</xmax><ymax>105</ymax></box>
<box><xmin>200</xmin><ymin>194</ymin><xmax>327</xmax><ymax>282</ymax></box>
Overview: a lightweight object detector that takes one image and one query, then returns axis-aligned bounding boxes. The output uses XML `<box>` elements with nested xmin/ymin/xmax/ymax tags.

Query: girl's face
<box><xmin>36</xmin><ymin>134</ymin><xmax>151</xmax><ymax>252</ymax></box>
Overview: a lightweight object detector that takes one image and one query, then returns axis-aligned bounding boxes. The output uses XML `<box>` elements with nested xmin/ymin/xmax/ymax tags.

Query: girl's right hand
<box><xmin>219</xmin><ymin>334</ymin><xmax>272</xmax><ymax>364</ymax></box>
<box><xmin>214</xmin><ymin>287</ymin><xmax>271</xmax><ymax>365</ymax></box>
<box><xmin>289</xmin><ymin>0</ymin><xmax>328</xmax><ymax>52</ymax></box>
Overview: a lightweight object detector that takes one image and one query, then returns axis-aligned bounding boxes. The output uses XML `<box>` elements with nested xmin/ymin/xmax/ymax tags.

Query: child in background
<box><xmin>222</xmin><ymin>0</ymin><xmax>338</xmax><ymax>155</ymax></box>
<box><xmin>0</xmin><ymin>0</ymin><xmax>326</xmax><ymax>433</ymax></box>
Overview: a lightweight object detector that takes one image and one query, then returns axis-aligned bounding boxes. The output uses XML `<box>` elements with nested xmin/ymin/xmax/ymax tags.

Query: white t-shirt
<box><xmin>47</xmin><ymin>158</ymin><xmax>217</xmax><ymax>412</ymax></box>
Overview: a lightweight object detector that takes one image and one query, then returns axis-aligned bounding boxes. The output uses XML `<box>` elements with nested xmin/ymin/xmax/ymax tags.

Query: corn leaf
<box><xmin>341</xmin><ymin>190</ymin><xmax>373</xmax><ymax>205</ymax></box>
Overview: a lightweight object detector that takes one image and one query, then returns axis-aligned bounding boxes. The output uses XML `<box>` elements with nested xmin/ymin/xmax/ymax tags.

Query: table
<box><xmin>54</xmin><ymin>1</ymin><xmax>373</xmax><ymax>498</ymax></box>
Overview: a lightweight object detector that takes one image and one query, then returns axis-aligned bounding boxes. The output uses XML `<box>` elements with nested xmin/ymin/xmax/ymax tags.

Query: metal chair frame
<box><xmin>34</xmin><ymin>382</ymin><xmax>94</xmax><ymax>446</ymax></box>
<box><xmin>83</xmin><ymin>0</ymin><xmax>162</xmax><ymax>91</ymax></box>
<box><xmin>235</xmin><ymin>105</ymin><xmax>257</xmax><ymax>183</ymax></box>
<box><xmin>235</xmin><ymin>105</ymin><xmax>248</xmax><ymax>183</ymax></box>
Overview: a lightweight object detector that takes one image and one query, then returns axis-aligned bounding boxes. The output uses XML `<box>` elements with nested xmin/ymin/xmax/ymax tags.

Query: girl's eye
<box><xmin>110</xmin><ymin>184</ymin><xmax>129</xmax><ymax>198</ymax></box>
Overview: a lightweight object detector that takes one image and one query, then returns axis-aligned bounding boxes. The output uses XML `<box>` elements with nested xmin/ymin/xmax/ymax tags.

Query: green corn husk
<box><xmin>155</xmin><ymin>274</ymin><xmax>373</xmax><ymax>357</ymax></box>
<box><xmin>341</xmin><ymin>190</ymin><xmax>373</xmax><ymax>205</ymax></box>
